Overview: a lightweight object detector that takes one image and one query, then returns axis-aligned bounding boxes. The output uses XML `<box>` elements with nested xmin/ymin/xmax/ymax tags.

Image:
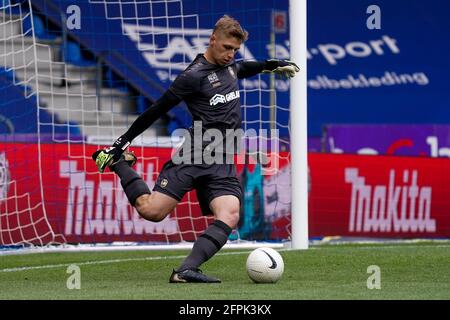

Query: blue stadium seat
<box><xmin>103</xmin><ymin>67</ymin><xmax>129</xmax><ymax>92</ymax></box>
<box><xmin>167</xmin><ymin>105</ymin><xmax>192</xmax><ymax>134</ymax></box>
<box><xmin>135</xmin><ymin>95</ymin><xmax>148</xmax><ymax>114</ymax></box>
<box><xmin>22</xmin><ymin>13</ymin><xmax>56</xmax><ymax>40</ymax></box>
<box><xmin>0</xmin><ymin>67</ymin><xmax>15</xmax><ymax>81</ymax></box>
<box><xmin>0</xmin><ymin>74</ymin><xmax>82</xmax><ymax>137</ymax></box>
<box><xmin>7</xmin><ymin>0</ymin><xmax>26</xmax><ymax>15</ymax></box>
<box><xmin>67</xmin><ymin>121</ymin><xmax>82</xmax><ymax>136</ymax></box>
<box><xmin>0</xmin><ymin>68</ymin><xmax>35</xmax><ymax>95</ymax></box>
<box><xmin>63</xmin><ymin>41</ymin><xmax>96</xmax><ymax>66</ymax></box>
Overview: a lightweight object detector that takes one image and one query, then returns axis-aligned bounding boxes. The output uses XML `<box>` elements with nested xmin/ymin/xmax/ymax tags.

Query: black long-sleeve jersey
<box><xmin>122</xmin><ymin>54</ymin><xmax>267</xmax><ymax>143</ymax></box>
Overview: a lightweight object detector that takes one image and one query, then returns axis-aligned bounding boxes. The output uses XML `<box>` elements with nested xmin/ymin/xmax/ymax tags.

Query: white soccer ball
<box><xmin>246</xmin><ymin>247</ymin><xmax>284</xmax><ymax>283</ymax></box>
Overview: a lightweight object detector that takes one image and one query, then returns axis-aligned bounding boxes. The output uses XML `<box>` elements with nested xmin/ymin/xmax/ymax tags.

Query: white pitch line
<box><xmin>0</xmin><ymin>250</ymin><xmax>255</xmax><ymax>273</ymax></box>
<box><xmin>0</xmin><ymin>255</ymin><xmax>186</xmax><ymax>273</ymax></box>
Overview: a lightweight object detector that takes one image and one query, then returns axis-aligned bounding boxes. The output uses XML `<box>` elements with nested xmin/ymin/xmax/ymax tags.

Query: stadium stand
<box><xmin>0</xmin><ymin>0</ymin><xmax>175</xmax><ymax>141</ymax></box>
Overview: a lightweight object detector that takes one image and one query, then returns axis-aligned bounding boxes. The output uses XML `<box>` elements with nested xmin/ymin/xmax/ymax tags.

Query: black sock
<box><xmin>178</xmin><ymin>220</ymin><xmax>232</xmax><ymax>272</ymax></box>
<box><xmin>113</xmin><ymin>161</ymin><xmax>151</xmax><ymax>206</ymax></box>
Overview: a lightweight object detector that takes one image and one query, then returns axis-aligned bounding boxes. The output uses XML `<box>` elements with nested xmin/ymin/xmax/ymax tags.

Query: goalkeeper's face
<box><xmin>209</xmin><ymin>32</ymin><xmax>241</xmax><ymax>66</ymax></box>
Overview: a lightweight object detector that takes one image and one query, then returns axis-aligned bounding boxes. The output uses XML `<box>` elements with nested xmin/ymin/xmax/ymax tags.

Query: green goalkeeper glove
<box><xmin>92</xmin><ymin>135</ymin><xmax>131</xmax><ymax>173</ymax></box>
<box><xmin>262</xmin><ymin>59</ymin><xmax>300</xmax><ymax>79</ymax></box>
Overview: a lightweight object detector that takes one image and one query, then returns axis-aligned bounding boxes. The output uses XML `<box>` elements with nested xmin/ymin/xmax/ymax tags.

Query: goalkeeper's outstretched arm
<box><xmin>237</xmin><ymin>59</ymin><xmax>300</xmax><ymax>79</ymax></box>
<box><xmin>93</xmin><ymin>90</ymin><xmax>181</xmax><ymax>172</ymax></box>
<box><xmin>122</xmin><ymin>90</ymin><xmax>181</xmax><ymax>142</ymax></box>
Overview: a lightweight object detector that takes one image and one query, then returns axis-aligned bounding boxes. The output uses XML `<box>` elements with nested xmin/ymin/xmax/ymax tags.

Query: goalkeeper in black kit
<box><xmin>93</xmin><ymin>15</ymin><xmax>299</xmax><ymax>283</ymax></box>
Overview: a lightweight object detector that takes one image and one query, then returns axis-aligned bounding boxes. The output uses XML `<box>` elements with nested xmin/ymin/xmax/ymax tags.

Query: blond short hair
<box><xmin>213</xmin><ymin>15</ymin><xmax>248</xmax><ymax>42</ymax></box>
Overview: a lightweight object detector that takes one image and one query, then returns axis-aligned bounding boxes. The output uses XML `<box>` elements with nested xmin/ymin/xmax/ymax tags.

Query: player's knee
<box><xmin>218</xmin><ymin>209</ymin><xmax>240</xmax><ymax>229</ymax></box>
<box><xmin>138</xmin><ymin>206</ymin><xmax>167</xmax><ymax>222</ymax></box>
<box><xmin>135</xmin><ymin>196</ymin><xmax>167</xmax><ymax>222</ymax></box>
<box><xmin>229</xmin><ymin>210</ymin><xmax>240</xmax><ymax>228</ymax></box>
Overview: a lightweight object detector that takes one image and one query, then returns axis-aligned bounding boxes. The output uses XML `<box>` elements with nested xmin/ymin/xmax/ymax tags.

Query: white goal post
<box><xmin>290</xmin><ymin>0</ymin><xmax>309</xmax><ymax>249</ymax></box>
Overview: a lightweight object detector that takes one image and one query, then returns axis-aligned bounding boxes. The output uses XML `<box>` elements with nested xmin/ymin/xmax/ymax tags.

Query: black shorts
<box><xmin>153</xmin><ymin>160</ymin><xmax>243</xmax><ymax>215</ymax></box>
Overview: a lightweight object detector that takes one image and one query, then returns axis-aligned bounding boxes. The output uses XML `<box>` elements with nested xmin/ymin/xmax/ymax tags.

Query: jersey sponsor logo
<box><xmin>209</xmin><ymin>91</ymin><xmax>240</xmax><ymax>106</ymax></box>
<box><xmin>225</xmin><ymin>91</ymin><xmax>240</xmax><ymax>101</ymax></box>
<box><xmin>160</xmin><ymin>178</ymin><xmax>168</xmax><ymax>188</ymax></box>
<box><xmin>208</xmin><ymin>72</ymin><xmax>219</xmax><ymax>83</ymax></box>
<box><xmin>208</xmin><ymin>72</ymin><xmax>222</xmax><ymax>88</ymax></box>
<box><xmin>209</xmin><ymin>94</ymin><xmax>226</xmax><ymax>106</ymax></box>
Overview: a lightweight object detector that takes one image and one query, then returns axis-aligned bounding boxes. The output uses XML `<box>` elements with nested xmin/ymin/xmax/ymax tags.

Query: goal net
<box><xmin>0</xmin><ymin>0</ymin><xmax>296</xmax><ymax>249</ymax></box>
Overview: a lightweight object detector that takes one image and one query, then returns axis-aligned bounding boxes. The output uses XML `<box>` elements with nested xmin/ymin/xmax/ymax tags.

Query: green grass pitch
<box><xmin>0</xmin><ymin>242</ymin><xmax>449</xmax><ymax>300</ymax></box>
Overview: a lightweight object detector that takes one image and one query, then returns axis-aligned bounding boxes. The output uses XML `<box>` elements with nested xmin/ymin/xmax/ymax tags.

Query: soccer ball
<box><xmin>246</xmin><ymin>247</ymin><xmax>284</xmax><ymax>283</ymax></box>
